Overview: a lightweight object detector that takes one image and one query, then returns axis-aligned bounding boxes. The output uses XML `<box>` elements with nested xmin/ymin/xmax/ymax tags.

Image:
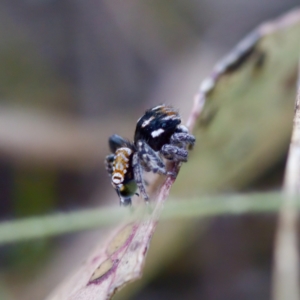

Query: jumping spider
<box><xmin>105</xmin><ymin>104</ymin><xmax>195</xmax><ymax>206</ymax></box>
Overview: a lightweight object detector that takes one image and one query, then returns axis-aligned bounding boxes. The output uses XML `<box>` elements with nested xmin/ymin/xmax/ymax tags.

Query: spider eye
<box><xmin>119</xmin><ymin>180</ymin><xmax>137</xmax><ymax>198</ymax></box>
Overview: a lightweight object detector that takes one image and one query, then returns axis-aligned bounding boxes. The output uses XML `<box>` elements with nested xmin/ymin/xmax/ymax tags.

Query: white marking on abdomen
<box><xmin>112</xmin><ymin>173</ymin><xmax>123</xmax><ymax>184</ymax></box>
<box><xmin>151</xmin><ymin>128</ymin><xmax>164</xmax><ymax>138</ymax></box>
<box><xmin>117</xmin><ymin>161</ymin><xmax>125</xmax><ymax>170</ymax></box>
<box><xmin>117</xmin><ymin>147</ymin><xmax>132</xmax><ymax>155</ymax></box>
<box><xmin>152</xmin><ymin>105</ymin><xmax>164</xmax><ymax>110</ymax></box>
<box><xmin>118</xmin><ymin>152</ymin><xmax>129</xmax><ymax>162</ymax></box>
<box><xmin>142</xmin><ymin>116</ymin><xmax>154</xmax><ymax>127</ymax></box>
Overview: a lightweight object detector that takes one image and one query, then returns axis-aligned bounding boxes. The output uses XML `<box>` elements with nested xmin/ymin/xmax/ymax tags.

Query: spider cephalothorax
<box><xmin>105</xmin><ymin>104</ymin><xmax>195</xmax><ymax>206</ymax></box>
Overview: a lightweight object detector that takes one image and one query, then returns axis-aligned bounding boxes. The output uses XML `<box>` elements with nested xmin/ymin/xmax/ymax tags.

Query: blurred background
<box><xmin>0</xmin><ymin>1</ymin><xmax>298</xmax><ymax>299</ymax></box>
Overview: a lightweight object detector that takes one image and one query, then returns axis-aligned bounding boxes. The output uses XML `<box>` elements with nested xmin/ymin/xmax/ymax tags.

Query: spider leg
<box><xmin>176</xmin><ymin>124</ymin><xmax>189</xmax><ymax>133</ymax></box>
<box><xmin>132</xmin><ymin>152</ymin><xmax>149</xmax><ymax>201</ymax></box>
<box><xmin>174</xmin><ymin>125</ymin><xmax>196</xmax><ymax>149</ymax></box>
<box><xmin>105</xmin><ymin>154</ymin><xmax>115</xmax><ymax>175</ymax></box>
<box><xmin>170</xmin><ymin>132</ymin><xmax>196</xmax><ymax>148</ymax></box>
<box><xmin>136</xmin><ymin>140</ymin><xmax>174</xmax><ymax>176</ymax></box>
<box><xmin>160</xmin><ymin>127</ymin><xmax>195</xmax><ymax>162</ymax></box>
<box><xmin>161</xmin><ymin>144</ymin><xmax>188</xmax><ymax>162</ymax></box>
<box><xmin>119</xmin><ymin>195</ymin><xmax>132</xmax><ymax>206</ymax></box>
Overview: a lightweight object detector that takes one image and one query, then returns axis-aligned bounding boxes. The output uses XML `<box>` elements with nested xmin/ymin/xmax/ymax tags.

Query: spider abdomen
<box><xmin>112</xmin><ymin>147</ymin><xmax>133</xmax><ymax>188</ymax></box>
<box><xmin>134</xmin><ymin>105</ymin><xmax>181</xmax><ymax>151</ymax></box>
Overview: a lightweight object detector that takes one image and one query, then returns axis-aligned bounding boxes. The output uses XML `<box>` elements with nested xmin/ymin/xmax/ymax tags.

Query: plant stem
<box><xmin>0</xmin><ymin>192</ymin><xmax>288</xmax><ymax>245</ymax></box>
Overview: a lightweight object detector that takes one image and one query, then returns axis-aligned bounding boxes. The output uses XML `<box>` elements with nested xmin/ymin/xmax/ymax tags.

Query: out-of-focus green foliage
<box><xmin>175</xmin><ymin>20</ymin><xmax>300</xmax><ymax>196</ymax></box>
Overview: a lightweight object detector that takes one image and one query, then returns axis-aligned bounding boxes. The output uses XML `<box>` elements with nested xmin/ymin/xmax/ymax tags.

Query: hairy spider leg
<box><xmin>132</xmin><ymin>152</ymin><xmax>149</xmax><ymax>201</ymax></box>
<box><xmin>160</xmin><ymin>144</ymin><xmax>189</xmax><ymax>162</ymax></box>
<box><xmin>161</xmin><ymin>131</ymin><xmax>195</xmax><ymax>162</ymax></box>
<box><xmin>136</xmin><ymin>140</ymin><xmax>168</xmax><ymax>176</ymax></box>
<box><xmin>170</xmin><ymin>132</ymin><xmax>196</xmax><ymax>148</ymax></box>
<box><xmin>105</xmin><ymin>154</ymin><xmax>115</xmax><ymax>175</ymax></box>
<box><xmin>175</xmin><ymin>124</ymin><xmax>189</xmax><ymax>133</ymax></box>
<box><xmin>117</xmin><ymin>190</ymin><xmax>132</xmax><ymax>206</ymax></box>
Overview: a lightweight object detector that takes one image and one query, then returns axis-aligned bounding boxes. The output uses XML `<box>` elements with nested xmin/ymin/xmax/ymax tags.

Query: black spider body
<box><xmin>105</xmin><ymin>104</ymin><xmax>195</xmax><ymax>206</ymax></box>
<box><xmin>134</xmin><ymin>105</ymin><xmax>181</xmax><ymax>151</ymax></box>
